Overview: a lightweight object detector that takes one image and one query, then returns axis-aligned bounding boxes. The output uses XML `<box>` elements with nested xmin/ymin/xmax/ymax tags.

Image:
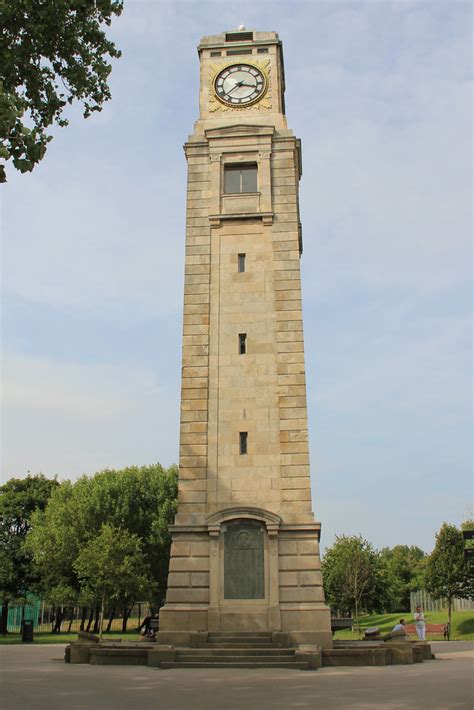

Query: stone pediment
<box><xmin>205</xmin><ymin>124</ymin><xmax>275</xmax><ymax>141</ymax></box>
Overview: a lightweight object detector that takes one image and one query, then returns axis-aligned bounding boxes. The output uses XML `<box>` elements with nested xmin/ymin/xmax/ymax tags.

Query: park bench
<box><xmin>404</xmin><ymin>622</ymin><xmax>449</xmax><ymax>639</ymax></box>
<box><xmin>331</xmin><ymin>618</ymin><xmax>353</xmax><ymax>634</ymax></box>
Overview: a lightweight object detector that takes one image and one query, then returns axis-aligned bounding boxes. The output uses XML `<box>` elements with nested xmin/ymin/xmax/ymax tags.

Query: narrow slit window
<box><xmin>239</xmin><ymin>432</ymin><xmax>248</xmax><ymax>455</ymax></box>
<box><xmin>238</xmin><ymin>253</ymin><xmax>246</xmax><ymax>273</ymax></box>
<box><xmin>239</xmin><ymin>333</ymin><xmax>247</xmax><ymax>354</ymax></box>
<box><xmin>224</xmin><ymin>164</ymin><xmax>257</xmax><ymax>194</ymax></box>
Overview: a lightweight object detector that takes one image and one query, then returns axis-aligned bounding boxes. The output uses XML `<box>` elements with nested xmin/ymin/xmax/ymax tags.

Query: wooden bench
<box><xmin>404</xmin><ymin>623</ymin><xmax>449</xmax><ymax>639</ymax></box>
<box><xmin>331</xmin><ymin>618</ymin><xmax>353</xmax><ymax>634</ymax></box>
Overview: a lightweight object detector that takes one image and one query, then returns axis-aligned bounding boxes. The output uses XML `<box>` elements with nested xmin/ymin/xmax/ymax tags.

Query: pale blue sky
<box><xmin>2</xmin><ymin>0</ymin><xmax>472</xmax><ymax>552</ymax></box>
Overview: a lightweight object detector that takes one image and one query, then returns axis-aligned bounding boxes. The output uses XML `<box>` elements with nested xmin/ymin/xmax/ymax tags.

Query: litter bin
<box><xmin>22</xmin><ymin>620</ymin><xmax>34</xmax><ymax>643</ymax></box>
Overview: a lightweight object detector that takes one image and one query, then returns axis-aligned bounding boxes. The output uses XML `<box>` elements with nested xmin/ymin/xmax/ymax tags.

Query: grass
<box><xmin>333</xmin><ymin>611</ymin><xmax>474</xmax><ymax>641</ymax></box>
<box><xmin>0</xmin><ymin>630</ymin><xmax>141</xmax><ymax>645</ymax></box>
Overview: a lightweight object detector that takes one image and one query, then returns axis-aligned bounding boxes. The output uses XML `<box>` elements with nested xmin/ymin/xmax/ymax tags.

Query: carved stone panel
<box><xmin>223</xmin><ymin>521</ymin><xmax>264</xmax><ymax>599</ymax></box>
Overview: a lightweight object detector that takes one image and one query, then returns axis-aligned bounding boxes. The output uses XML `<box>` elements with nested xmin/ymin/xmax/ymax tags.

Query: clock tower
<box><xmin>158</xmin><ymin>28</ymin><xmax>332</xmax><ymax>648</ymax></box>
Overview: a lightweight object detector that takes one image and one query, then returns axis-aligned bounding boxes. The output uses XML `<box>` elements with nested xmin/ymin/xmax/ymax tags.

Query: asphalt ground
<box><xmin>1</xmin><ymin>641</ymin><xmax>473</xmax><ymax>710</ymax></box>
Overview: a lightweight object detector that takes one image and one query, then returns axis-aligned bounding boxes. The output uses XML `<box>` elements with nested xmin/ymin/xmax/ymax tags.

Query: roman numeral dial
<box><xmin>214</xmin><ymin>64</ymin><xmax>267</xmax><ymax>107</ymax></box>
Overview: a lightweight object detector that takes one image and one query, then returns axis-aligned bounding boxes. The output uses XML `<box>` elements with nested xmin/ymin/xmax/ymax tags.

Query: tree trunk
<box><xmin>106</xmin><ymin>606</ymin><xmax>116</xmax><ymax>633</ymax></box>
<box><xmin>354</xmin><ymin>575</ymin><xmax>359</xmax><ymax>635</ymax></box>
<box><xmin>99</xmin><ymin>596</ymin><xmax>105</xmax><ymax>640</ymax></box>
<box><xmin>0</xmin><ymin>601</ymin><xmax>9</xmax><ymax>635</ymax></box>
<box><xmin>67</xmin><ymin>608</ymin><xmax>74</xmax><ymax>633</ymax></box>
<box><xmin>85</xmin><ymin>607</ymin><xmax>94</xmax><ymax>632</ymax></box>
<box><xmin>92</xmin><ymin>606</ymin><xmax>100</xmax><ymax>634</ymax></box>
<box><xmin>448</xmin><ymin>597</ymin><xmax>452</xmax><ymax>640</ymax></box>
<box><xmin>80</xmin><ymin>607</ymin><xmax>87</xmax><ymax>631</ymax></box>
<box><xmin>122</xmin><ymin>603</ymin><xmax>133</xmax><ymax>633</ymax></box>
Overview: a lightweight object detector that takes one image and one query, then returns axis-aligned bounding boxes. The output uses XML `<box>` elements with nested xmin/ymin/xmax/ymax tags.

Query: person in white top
<box><xmin>414</xmin><ymin>605</ymin><xmax>426</xmax><ymax>640</ymax></box>
<box><xmin>392</xmin><ymin>619</ymin><xmax>406</xmax><ymax>632</ymax></box>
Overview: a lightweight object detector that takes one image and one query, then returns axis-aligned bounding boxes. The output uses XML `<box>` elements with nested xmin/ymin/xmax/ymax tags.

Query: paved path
<box><xmin>1</xmin><ymin>642</ymin><xmax>473</xmax><ymax>710</ymax></box>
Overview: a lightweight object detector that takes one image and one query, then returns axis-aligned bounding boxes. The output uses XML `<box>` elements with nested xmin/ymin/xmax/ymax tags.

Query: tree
<box><xmin>425</xmin><ymin>523</ymin><xmax>474</xmax><ymax>639</ymax></box>
<box><xmin>74</xmin><ymin>524</ymin><xmax>150</xmax><ymax>639</ymax></box>
<box><xmin>26</xmin><ymin>463</ymin><xmax>178</xmax><ymax>630</ymax></box>
<box><xmin>0</xmin><ymin>0</ymin><xmax>123</xmax><ymax>182</ymax></box>
<box><xmin>322</xmin><ymin>535</ymin><xmax>387</xmax><ymax>632</ymax></box>
<box><xmin>379</xmin><ymin>545</ymin><xmax>427</xmax><ymax>612</ymax></box>
<box><xmin>0</xmin><ymin>474</ymin><xmax>58</xmax><ymax>634</ymax></box>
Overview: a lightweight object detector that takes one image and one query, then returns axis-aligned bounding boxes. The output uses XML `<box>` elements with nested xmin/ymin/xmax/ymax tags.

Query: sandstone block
<box><xmin>180</xmin><ymin>410</ymin><xmax>208</xmax><ymax>422</ymax></box>
<box><xmin>282</xmin><ymin>488</ymin><xmax>311</xmax><ymax>501</ymax></box>
<box><xmin>282</xmin><ymin>476</ymin><xmax>311</xmax><ymax>489</ymax></box>
<box><xmin>178</xmin><ymin>467</ymin><xmax>207</xmax><ymax>480</ymax></box>
<box><xmin>179</xmin><ymin>456</ymin><xmax>207</xmax><ymax>468</ymax></box>
<box><xmin>190</xmin><ymin>572</ymin><xmax>210</xmax><ymax>587</ymax></box>
<box><xmin>279</xmin><ymin>555</ymin><xmax>318</xmax><ymax>571</ymax></box>
<box><xmin>169</xmin><ymin>556</ymin><xmax>210</xmax><ymax>572</ymax></box>
<box><xmin>299</xmin><ymin>570</ymin><xmax>323</xmax><ymax>586</ymax></box>
<box><xmin>170</xmin><ymin>542</ymin><xmax>190</xmax><ymax>557</ymax></box>
<box><xmin>166</xmin><ymin>588</ymin><xmax>210</xmax><ymax>604</ymax></box>
<box><xmin>190</xmin><ymin>541</ymin><xmax>210</xmax><ymax>557</ymax></box>
<box><xmin>279</xmin><ymin>571</ymin><xmax>298</xmax><ymax>586</ymax></box>
<box><xmin>178</xmin><ymin>489</ymin><xmax>207</xmax><ymax>504</ymax></box>
<box><xmin>279</xmin><ymin>540</ymin><xmax>298</xmax><ymax>555</ymax></box>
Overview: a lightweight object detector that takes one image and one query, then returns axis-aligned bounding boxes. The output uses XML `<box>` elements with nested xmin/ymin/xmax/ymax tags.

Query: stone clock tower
<box><xmin>158</xmin><ymin>29</ymin><xmax>332</xmax><ymax>648</ymax></box>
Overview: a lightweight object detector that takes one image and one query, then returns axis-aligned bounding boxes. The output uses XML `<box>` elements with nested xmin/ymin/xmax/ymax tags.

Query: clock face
<box><xmin>214</xmin><ymin>64</ymin><xmax>267</xmax><ymax>107</ymax></box>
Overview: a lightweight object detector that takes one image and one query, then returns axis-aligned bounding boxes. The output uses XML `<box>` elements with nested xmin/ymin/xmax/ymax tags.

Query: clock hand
<box><xmin>227</xmin><ymin>81</ymin><xmax>244</xmax><ymax>95</ymax></box>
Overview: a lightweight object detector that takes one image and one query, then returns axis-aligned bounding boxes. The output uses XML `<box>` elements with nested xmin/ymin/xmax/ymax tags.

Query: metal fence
<box><xmin>6</xmin><ymin>601</ymin><xmax>152</xmax><ymax>634</ymax></box>
<box><xmin>410</xmin><ymin>590</ymin><xmax>474</xmax><ymax>613</ymax></box>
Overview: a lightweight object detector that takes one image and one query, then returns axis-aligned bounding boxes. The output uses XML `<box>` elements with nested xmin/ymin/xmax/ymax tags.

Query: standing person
<box><xmin>414</xmin><ymin>605</ymin><xmax>426</xmax><ymax>640</ymax></box>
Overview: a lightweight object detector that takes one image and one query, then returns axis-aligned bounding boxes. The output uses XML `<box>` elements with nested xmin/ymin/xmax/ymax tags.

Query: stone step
<box><xmin>160</xmin><ymin>661</ymin><xmax>310</xmax><ymax>670</ymax></box>
<box><xmin>209</xmin><ymin>631</ymin><xmax>272</xmax><ymax>638</ymax></box>
<box><xmin>176</xmin><ymin>654</ymin><xmax>297</xmax><ymax>663</ymax></box>
<box><xmin>197</xmin><ymin>642</ymin><xmax>281</xmax><ymax>649</ymax></box>
<box><xmin>177</xmin><ymin>648</ymin><xmax>294</xmax><ymax>657</ymax></box>
<box><xmin>202</xmin><ymin>636</ymin><xmax>276</xmax><ymax>643</ymax></box>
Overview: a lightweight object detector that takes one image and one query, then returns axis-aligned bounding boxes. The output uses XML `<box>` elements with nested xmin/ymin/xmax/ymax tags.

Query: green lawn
<box><xmin>0</xmin><ymin>630</ymin><xmax>141</xmax><ymax>645</ymax></box>
<box><xmin>333</xmin><ymin>611</ymin><xmax>474</xmax><ymax>641</ymax></box>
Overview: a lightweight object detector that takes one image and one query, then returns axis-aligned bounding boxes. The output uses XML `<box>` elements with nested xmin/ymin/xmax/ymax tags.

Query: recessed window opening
<box><xmin>224</xmin><ymin>163</ymin><xmax>257</xmax><ymax>194</ymax></box>
<box><xmin>257</xmin><ymin>47</ymin><xmax>269</xmax><ymax>53</ymax></box>
<box><xmin>226</xmin><ymin>49</ymin><xmax>252</xmax><ymax>56</ymax></box>
<box><xmin>239</xmin><ymin>431</ymin><xmax>248</xmax><ymax>455</ymax></box>
<box><xmin>210</xmin><ymin>51</ymin><xmax>221</xmax><ymax>57</ymax></box>
<box><xmin>239</xmin><ymin>333</ymin><xmax>247</xmax><ymax>354</ymax></box>
<box><xmin>226</xmin><ymin>31</ymin><xmax>253</xmax><ymax>42</ymax></box>
<box><xmin>238</xmin><ymin>253</ymin><xmax>246</xmax><ymax>273</ymax></box>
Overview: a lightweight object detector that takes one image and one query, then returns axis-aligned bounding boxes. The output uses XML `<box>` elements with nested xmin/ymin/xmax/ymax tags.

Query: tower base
<box><xmin>158</xmin><ymin>507</ymin><xmax>333</xmax><ymax>649</ymax></box>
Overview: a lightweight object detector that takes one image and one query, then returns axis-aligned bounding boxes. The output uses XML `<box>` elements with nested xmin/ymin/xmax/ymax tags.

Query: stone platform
<box><xmin>66</xmin><ymin>632</ymin><xmax>433</xmax><ymax>669</ymax></box>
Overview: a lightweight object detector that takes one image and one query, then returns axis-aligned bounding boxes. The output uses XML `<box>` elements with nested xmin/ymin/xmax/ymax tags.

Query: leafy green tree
<box><xmin>425</xmin><ymin>523</ymin><xmax>474</xmax><ymax>638</ymax></box>
<box><xmin>322</xmin><ymin>535</ymin><xmax>387</xmax><ymax>632</ymax></box>
<box><xmin>0</xmin><ymin>474</ymin><xmax>59</xmax><ymax>634</ymax></box>
<box><xmin>27</xmin><ymin>463</ymin><xmax>178</xmax><ymax>630</ymax></box>
<box><xmin>0</xmin><ymin>0</ymin><xmax>123</xmax><ymax>182</ymax></box>
<box><xmin>380</xmin><ymin>545</ymin><xmax>426</xmax><ymax>612</ymax></box>
<box><xmin>74</xmin><ymin>524</ymin><xmax>151</xmax><ymax>638</ymax></box>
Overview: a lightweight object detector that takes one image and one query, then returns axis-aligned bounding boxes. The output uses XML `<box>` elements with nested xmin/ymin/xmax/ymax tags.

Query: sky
<box><xmin>1</xmin><ymin>0</ymin><xmax>472</xmax><ymax>553</ymax></box>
